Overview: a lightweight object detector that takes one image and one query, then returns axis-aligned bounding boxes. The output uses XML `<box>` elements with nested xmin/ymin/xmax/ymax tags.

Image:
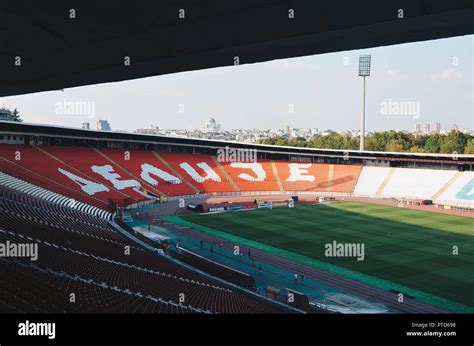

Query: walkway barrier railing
<box><xmin>125</xmin><ymin>190</ymin><xmax>472</xmax><ymax>210</ymax></box>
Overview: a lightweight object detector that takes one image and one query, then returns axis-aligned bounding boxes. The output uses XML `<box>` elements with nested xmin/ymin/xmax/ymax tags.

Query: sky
<box><xmin>1</xmin><ymin>35</ymin><xmax>472</xmax><ymax>133</ymax></box>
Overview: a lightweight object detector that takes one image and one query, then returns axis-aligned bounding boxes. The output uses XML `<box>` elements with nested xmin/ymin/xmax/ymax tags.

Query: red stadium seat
<box><xmin>159</xmin><ymin>151</ymin><xmax>236</xmax><ymax>194</ymax></box>
<box><xmin>0</xmin><ymin>144</ymin><xmax>132</xmax><ymax>208</ymax></box>
<box><xmin>1</xmin><ymin>144</ymin><xmax>363</xmax><ymax>205</ymax></box>
<box><xmin>219</xmin><ymin>159</ymin><xmax>279</xmax><ymax>192</ymax></box>
<box><xmin>99</xmin><ymin>149</ymin><xmax>196</xmax><ymax>196</ymax></box>
<box><xmin>42</xmin><ymin>146</ymin><xmax>147</xmax><ymax>201</ymax></box>
<box><xmin>275</xmin><ymin>162</ymin><xmax>330</xmax><ymax>192</ymax></box>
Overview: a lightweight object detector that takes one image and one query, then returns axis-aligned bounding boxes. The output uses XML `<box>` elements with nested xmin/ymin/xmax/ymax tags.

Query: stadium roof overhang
<box><xmin>0</xmin><ymin>0</ymin><xmax>473</xmax><ymax>97</ymax></box>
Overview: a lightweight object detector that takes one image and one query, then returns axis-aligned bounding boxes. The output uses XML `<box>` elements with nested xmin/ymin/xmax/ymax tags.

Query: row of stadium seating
<box><xmin>354</xmin><ymin>167</ymin><xmax>473</xmax><ymax>206</ymax></box>
<box><xmin>0</xmin><ymin>145</ymin><xmax>362</xmax><ymax>206</ymax></box>
<box><xmin>0</xmin><ymin>185</ymin><xmax>284</xmax><ymax>313</ymax></box>
<box><xmin>0</xmin><ymin>257</ymin><xmax>197</xmax><ymax>313</ymax></box>
<box><xmin>0</xmin><ymin>156</ymin><xmax>111</xmax><ymax>211</ymax></box>
<box><xmin>1</xmin><ymin>144</ymin><xmax>471</xmax><ymax>208</ymax></box>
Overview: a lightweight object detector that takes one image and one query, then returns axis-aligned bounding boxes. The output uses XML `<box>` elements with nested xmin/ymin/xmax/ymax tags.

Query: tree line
<box><xmin>257</xmin><ymin>130</ymin><xmax>474</xmax><ymax>154</ymax></box>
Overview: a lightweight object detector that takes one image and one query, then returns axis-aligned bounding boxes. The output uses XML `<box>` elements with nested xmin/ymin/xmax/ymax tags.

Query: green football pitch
<box><xmin>181</xmin><ymin>202</ymin><xmax>474</xmax><ymax>309</ymax></box>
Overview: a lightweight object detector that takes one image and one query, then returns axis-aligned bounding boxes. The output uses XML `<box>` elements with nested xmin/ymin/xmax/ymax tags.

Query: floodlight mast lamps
<box><xmin>358</xmin><ymin>55</ymin><xmax>371</xmax><ymax>151</ymax></box>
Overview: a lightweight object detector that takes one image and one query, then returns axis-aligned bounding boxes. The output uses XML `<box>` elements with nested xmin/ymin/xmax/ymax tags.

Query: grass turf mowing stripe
<box><xmin>172</xmin><ymin>202</ymin><xmax>474</xmax><ymax>312</ymax></box>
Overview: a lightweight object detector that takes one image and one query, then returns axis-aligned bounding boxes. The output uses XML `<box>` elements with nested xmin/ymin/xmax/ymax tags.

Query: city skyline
<box><xmin>130</xmin><ymin>117</ymin><xmax>472</xmax><ymax>145</ymax></box>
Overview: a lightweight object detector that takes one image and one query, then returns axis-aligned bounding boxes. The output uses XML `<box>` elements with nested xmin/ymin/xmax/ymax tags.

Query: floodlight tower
<box><xmin>358</xmin><ymin>55</ymin><xmax>371</xmax><ymax>151</ymax></box>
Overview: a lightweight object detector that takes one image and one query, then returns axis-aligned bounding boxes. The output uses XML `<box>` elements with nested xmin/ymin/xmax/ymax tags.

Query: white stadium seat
<box><xmin>380</xmin><ymin>168</ymin><xmax>457</xmax><ymax>200</ymax></box>
<box><xmin>352</xmin><ymin>166</ymin><xmax>391</xmax><ymax>197</ymax></box>
<box><xmin>434</xmin><ymin>172</ymin><xmax>474</xmax><ymax>208</ymax></box>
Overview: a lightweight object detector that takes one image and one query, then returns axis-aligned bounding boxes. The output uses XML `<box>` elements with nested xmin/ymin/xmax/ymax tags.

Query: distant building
<box><xmin>434</xmin><ymin>123</ymin><xmax>441</xmax><ymax>133</ymax></box>
<box><xmin>136</xmin><ymin>128</ymin><xmax>161</xmax><ymax>135</ymax></box>
<box><xmin>451</xmin><ymin>123</ymin><xmax>459</xmax><ymax>131</ymax></box>
<box><xmin>423</xmin><ymin>123</ymin><xmax>430</xmax><ymax>134</ymax></box>
<box><xmin>0</xmin><ymin>108</ymin><xmax>11</xmax><ymax>121</ymax></box>
<box><xmin>201</xmin><ymin>117</ymin><xmax>220</xmax><ymax>133</ymax></box>
<box><xmin>95</xmin><ymin>120</ymin><xmax>111</xmax><ymax>131</ymax></box>
<box><xmin>414</xmin><ymin>124</ymin><xmax>421</xmax><ymax>132</ymax></box>
<box><xmin>82</xmin><ymin>122</ymin><xmax>90</xmax><ymax>130</ymax></box>
<box><xmin>284</xmin><ymin>125</ymin><xmax>290</xmax><ymax>134</ymax></box>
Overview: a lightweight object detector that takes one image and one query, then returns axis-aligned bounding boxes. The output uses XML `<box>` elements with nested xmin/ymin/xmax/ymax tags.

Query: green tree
<box><xmin>385</xmin><ymin>139</ymin><xmax>408</xmax><ymax>152</ymax></box>
<box><xmin>409</xmin><ymin>145</ymin><xmax>424</xmax><ymax>153</ymax></box>
<box><xmin>11</xmin><ymin>108</ymin><xmax>23</xmax><ymax>122</ymax></box>
<box><xmin>369</xmin><ymin>132</ymin><xmax>390</xmax><ymax>151</ymax></box>
<box><xmin>424</xmin><ymin>134</ymin><xmax>443</xmax><ymax>153</ymax></box>
<box><xmin>463</xmin><ymin>139</ymin><xmax>474</xmax><ymax>154</ymax></box>
<box><xmin>440</xmin><ymin>130</ymin><xmax>468</xmax><ymax>154</ymax></box>
<box><xmin>257</xmin><ymin>131</ymin><xmax>472</xmax><ymax>154</ymax></box>
<box><xmin>400</xmin><ymin>132</ymin><xmax>417</xmax><ymax>148</ymax></box>
<box><xmin>413</xmin><ymin>134</ymin><xmax>428</xmax><ymax>149</ymax></box>
<box><xmin>349</xmin><ymin>136</ymin><xmax>359</xmax><ymax>150</ymax></box>
<box><xmin>257</xmin><ymin>137</ymin><xmax>275</xmax><ymax>145</ymax></box>
<box><xmin>364</xmin><ymin>136</ymin><xmax>378</xmax><ymax>151</ymax></box>
<box><xmin>274</xmin><ymin>137</ymin><xmax>289</xmax><ymax>146</ymax></box>
<box><xmin>288</xmin><ymin>137</ymin><xmax>308</xmax><ymax>147</ymax></box>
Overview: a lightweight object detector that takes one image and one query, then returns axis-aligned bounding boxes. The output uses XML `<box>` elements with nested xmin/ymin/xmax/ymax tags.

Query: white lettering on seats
<box><xmin>286</xmin><ymin>163</ymin><xmax>315</xmax><ymax>182</ymax></box>
<box><xmin>57</xmin><ymin>168</ymin><xmax>109</xmax><ymax>195</ymax></box>
<box><xmin>90</xmin><ymin>165</ymin><xmax>141</xmax><ymax>189</ymax></box>
<box><xmin>179</xmin><ymin>162</ymin><xmax>221</xmax><ymax>183</ymax></box>
<box><xmin>140</xmin><ymin>163</ymin><xmax>182</xmax><ymax>185</ymax></box>
<box><xmin>230</xmin><ymin>162</ymin><xmax>266</xmax><ymax>182</ymax></box>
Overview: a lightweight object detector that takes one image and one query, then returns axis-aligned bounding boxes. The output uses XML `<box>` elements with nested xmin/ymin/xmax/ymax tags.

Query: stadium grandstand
<box><xmin>0</xmin><ymin>121</ymin><xmax>473</xmax><ymax>314</ymax></box>
<box><xmin>1</xmin><ymin>121</ymin><xmax>473</xmax><ymax>210</ymax></box>
<box><xmin>0</xmin><ymin>1</ymin><xmax>473</xmax><ymax>322</ymax></box>
<box><xmin>0</xmin><ymin>164</ymin><xmax>289</xmax><ymax>313</ymax></box>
